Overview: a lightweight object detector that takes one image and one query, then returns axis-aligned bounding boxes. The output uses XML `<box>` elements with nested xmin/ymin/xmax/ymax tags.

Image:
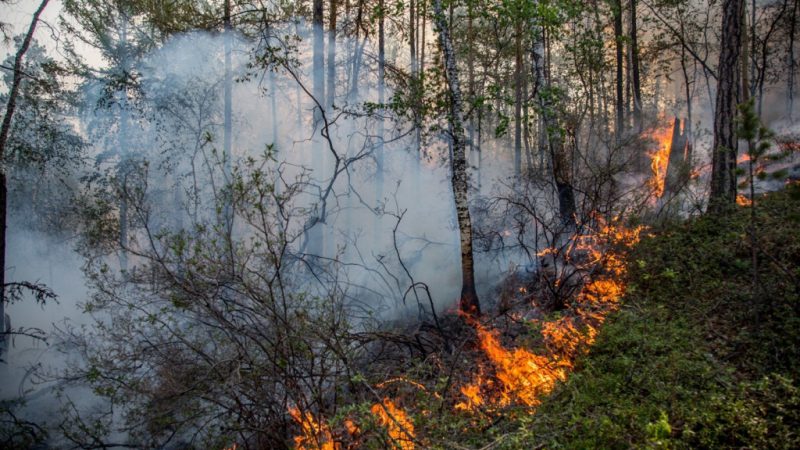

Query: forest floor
<box><xmin>487</xmin><ymin>184</ymin><xmax>800</xmax><ymax>448</ymax></box>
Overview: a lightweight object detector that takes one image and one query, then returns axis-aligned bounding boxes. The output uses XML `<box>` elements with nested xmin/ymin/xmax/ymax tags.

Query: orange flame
<box><xmin>288</xmin><ymin>407</ymin><xmax>337</xmax><ymax>450</ymax></box>
<box><xmin>736</xmin><ymin>194</ymin><xmax>752</xmax><ymax>206</ymax></box>
<box><xmin>457</xmin><ymin>219</ymin><xmax>644</xmax><ymax>412</ymax></box>
<box><xmin>290</xmin><ymin>399</ymin><xmax>414</xmax><ymax>449</ymax></box>
<box><xmin>646</xmin><ymin>123</ymin><xmax>673</xmax><ymax>198</ymax></box>
<box><xmin>371</xmin><ymin>398</ymin><xmax>415</xmax><ymax>449</ymax></box>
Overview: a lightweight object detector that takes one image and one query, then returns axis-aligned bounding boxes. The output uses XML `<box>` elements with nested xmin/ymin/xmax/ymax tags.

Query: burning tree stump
<box><xmin>664</xmin><ymin>117</ymin><xmax>692</xmax><ymax>195</ymax></box>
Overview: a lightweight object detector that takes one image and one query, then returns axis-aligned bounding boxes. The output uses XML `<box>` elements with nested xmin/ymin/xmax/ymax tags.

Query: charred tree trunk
<box><xmin>0</xmin><ymin>0</ymin><xmax>50</xmax><ymax>351</ymax></box>
<box><xmin>432</xmin><ymin>0</ymin><xmax>481</xmax><ymax>317</ymax></box>
<box><xmin>664</xmin><ymin>117</ymin><xmax>689</xmax><ymax>195</ymax></box>
<box><xmin>709</xmin><ymin>0</ymin><xmax>745</xmax><ymax>212</ymax></box>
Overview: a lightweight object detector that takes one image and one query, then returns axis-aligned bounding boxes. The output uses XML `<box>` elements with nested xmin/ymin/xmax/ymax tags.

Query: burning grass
<box><xmin>288</xmin><ymin>217</ymin><xmax>645</xmax><ymax>448</ymax></box>
<box><xmin>455</xmin><ymin>219</ymin><xmax>644</xmax><ymax>414</ymax></box>
<box><xmin>501</xmin><ymin>186</ymin><xmax>800</xmax><ymax>449</ymax></box>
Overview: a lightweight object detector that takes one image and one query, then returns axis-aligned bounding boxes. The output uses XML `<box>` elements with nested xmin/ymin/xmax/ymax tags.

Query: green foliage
<box><xmin>493</xmin><ymin>188</ymin><xmax>800</xmax><ymax>449</ymax></box>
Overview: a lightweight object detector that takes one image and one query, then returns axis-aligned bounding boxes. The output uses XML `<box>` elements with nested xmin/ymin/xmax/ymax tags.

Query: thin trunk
<box><xmin>326</xmin><ymin>0</ymin><xmax>338</xmax><ymax>257</ymax></box>
<box><xmin>432</xmin><ymin>0</ymin><xmax>481</xmax><ymax>316</ymax></box>
<box><xmin>741</xmin><ymin>2</ymin><xmax>750</xmax><ymax>104</ymax></box>
<box><xmin>680</xmin><ymin>44</ymin><xmax>694</xmax><ymax>165</ymax></box>
<box><xmin>410</xmin><ymin>0</ymin><xmax>417</xmax><ymax>76</ymax></box>
<box><xmin>514</xmin><ymin>19</ymin><xmax>523</xmax><ymax>176</ymax></box>
<box><xmin>613</xmin><ymin>0</ymin><xmax>625</xmax><ymax>140</ymax></box>
<box><xmin>310</xmin><ymin>0</ymin><xmax>325</xmax><ymax>256</ymax></box>
<box><xmin>630</xmin><ymin>0</ymin><xmax>642</xmax><ymax>132</ymax></box>
<box><xmin>789</xmin><ymin>0</ymin><xmax>798</xmax><ymax>121</ymax></box>
<box><xmin>0</xmin><ymin>0</ymin><xmax>50</xmax><ymax>349</ymax></box>
<box><xmin>467</xmin><ymin>1</ymin><xmax>475</xmax><ymax>162</ymax></box>
<box><xmin>327</xmin><ymin>0</ymin><xmax>337</xmax><ymax>111</ymax></box>
<box><xmin>223</xmin><ymin>0</ymin><xmax>233</xmax><ymax>236</ymax></box>
<box><xmin>710</xmin><ymin>0</ymin><xmax>744</xmax><ymax>212</ymax></box>
<box><xmin>376</xmin><ymin>0</ymin><xmax>385</xmax><ymax>242</ymax></box>
<box><xmin>750</xmin><ymin>0</ymin><xmax>757</xmax><ymax>99</ymax></box>
<box><xmin>119</xmin><ymin>11</ymin><xmax>130</xmax><ymax>273</ymax></box>
<box><xmin>524</xmin><ymin>72</ymin><xmax>533</xmax><ymax>171</ymax></box>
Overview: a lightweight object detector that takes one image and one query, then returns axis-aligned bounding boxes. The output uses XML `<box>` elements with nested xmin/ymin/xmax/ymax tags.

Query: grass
<box><xmin>497</xmin><ymin>185</ymin><xmax>800</xmax><ymax>449</ymax></box>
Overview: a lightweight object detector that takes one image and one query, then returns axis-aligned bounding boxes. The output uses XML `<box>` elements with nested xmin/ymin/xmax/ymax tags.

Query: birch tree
<box><xmin>432</xmin><ymin>0</ymin><xmax>481</xmax><ymax>317</ymax></box>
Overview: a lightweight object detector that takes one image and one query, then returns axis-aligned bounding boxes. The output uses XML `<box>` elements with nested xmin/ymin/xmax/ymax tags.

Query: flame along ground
<box><xmin>285</xmin><ymin>218</ymin><xmax>644</xmax><ymax>448</ymax></box>
<box><xmin>456</xmin><ymin>218</ymin><xmax>644</xmax><ymax>412</ymax></box>
<box><xmin>646</xmin><ymin>121</ymin><xmax>674</xmax><ymax>198</ymax></box>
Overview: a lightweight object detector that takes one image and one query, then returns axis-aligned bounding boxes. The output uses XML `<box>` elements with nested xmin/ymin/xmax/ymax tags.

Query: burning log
<box><xmin>664</xmin><ymin>117</ymin><xmax>692</xmax><ymax>195</ymax></box>
<box><xmin>647</xmin><ymin>117</ymin><xmax>693</xmax><ymax>199</ymax></box>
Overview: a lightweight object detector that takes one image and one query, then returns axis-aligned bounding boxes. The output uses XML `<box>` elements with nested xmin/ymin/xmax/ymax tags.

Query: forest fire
<box><xmin>288</xmin><ymin>407</ymin><xmax>337</xmax><ymax>450</ymax></box>
<box><xmin>289</xmin><ymin>398</ymin><xmax>415</xmax><ymax>450</ymax></box>
<box><xmin>370</xmin><ymin>398</ymin><xmax>416</xmax><ymax>449</ymax></box>
<box><xmin>456</xmin><ymin>219</ymin><xmax>644</xmax><ymax>413</ymax></box>
<box><xmin>737</xmin><ymin>194</ymin><xmax>753</xmax><ymax>206</ymax></box>
<box><xmin>646</xmin><ymin>122</ymin><xmax>675</xmax><ymax>198</ymax></box>
<box><xmin>455</xmin><ymin>325</ymin><xmax>571</xmax><ymax>410</ymax></box>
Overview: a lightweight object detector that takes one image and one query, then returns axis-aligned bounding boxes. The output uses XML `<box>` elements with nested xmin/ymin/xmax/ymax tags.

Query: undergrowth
<box><xmin>499</xmin><ymin>185</ymin><xmax>800</xmax><ymax>449</ymax></box>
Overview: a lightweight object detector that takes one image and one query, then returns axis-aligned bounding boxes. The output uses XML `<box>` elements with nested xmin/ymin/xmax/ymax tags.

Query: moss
<box><xmin>499</xmin><ymin>188</ymin><xmax>800</xmax><ymax>449</ymax></box>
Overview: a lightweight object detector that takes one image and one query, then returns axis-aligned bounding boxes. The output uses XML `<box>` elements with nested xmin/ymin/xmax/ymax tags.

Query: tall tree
<box><xmin>612</xmin><ymin>0</ymin><xmax>625</xmax><ymax>139</ymax></box>
<box><xmin>709</xmin><ymin>0</ymin><xmax>745</xmax><ymax>212</ymax></box>
<box><xmin>789</xmin><ymin>0</ymin><xmax>798</xmax><ymax>122</ymax></box>
<box><xmin>432</xmin><ymin>0</ymin><xmax>481</xmax><ymax>317</ymax></box>
<box><xmin>223</xmin><ymin>0</ymin><xmax>233</xmax><ymax>236</ymax></box>
<box><xmin>376</xmin><ymin>0</ymin><xmax>385</xmax><ymax>241</ymax></box>
<box><xmin>310</xmin><ymin>0</ymin><xmax>325</xmax><ymax>256</ymax></box>
<box><xmin>0</xmin><ymin>0</ymin><xmax>51</xmax><ymax>349</ymax></box>
<box><xmin>630</xmin><ymin>0</ymin><xmax>642</xmax><ymax>132</ymax></box>
<box><xmin>514</xmin><ymin>17</ymin><xmax>523</xmax><ymax>176</ymax></box>
<box><xmin>327</xmin><ymin>0</ymin><xmax>337</xmax><ymax>112</ymax></box>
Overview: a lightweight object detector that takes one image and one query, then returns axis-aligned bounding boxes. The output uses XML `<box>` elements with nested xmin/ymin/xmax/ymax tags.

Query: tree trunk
<box><xmin>613</xmin><ymin>0</ymin><xmax>625</xmax><ymax>140</ymax></box>
<box><xmin>223</xmin><ymin>0</ymin><xmax>233</xmax><ymax>236</ymax></box>
<box><xmin>375</xmin><ymin>0</ymin><xmax>385</xmax><ymax>244</ymax></box>
<box><xmin>709</xmin><ymin>0</ymin><xmax>744</xmax><ymax>212</ymax></box>
<box><xmin>432</xmin><ymin>0</ymin><xmax>481</xmax><ymax>317</ymax></box>
<box><xmin>327</xmin><ymin>0</ymin><xmax>337</xmax><ymax>112</ymax></box>
<box><xmin>789</xmin><ymin>0</ymin><xmax>798</xmax><ymax>122</ymax></box>
<box><xmin>514</xmin><ymin>19</ymin><xmax>523</xmax><ymax>176</ymax></box>
<box><xmin>119</xmin><ymin>10</ymin><xmax>130</xmax><ymax>273</ymax></box>
<box><xmin>310</xmin><ymin>0</ymin><xmax>325</xmax><ymax>255</ymax></box>
<box><xmin>467</xmin><ymin>1</ymin><xmax>475</xmax><ymax>164</ymax></box>
<box><xmin>0</xmin><ymin>0</ymin><xmax>50</xmax><ymax>352</ymax></box>
<box><xmin>630</xmin><ymin>0</ymin><xmax>642</xmax><ymax>132</ymax></box>
<box><xmin>680</xmin><ymin>44</ymin><xmax>694</xmax><ymax>166</ymax></box>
